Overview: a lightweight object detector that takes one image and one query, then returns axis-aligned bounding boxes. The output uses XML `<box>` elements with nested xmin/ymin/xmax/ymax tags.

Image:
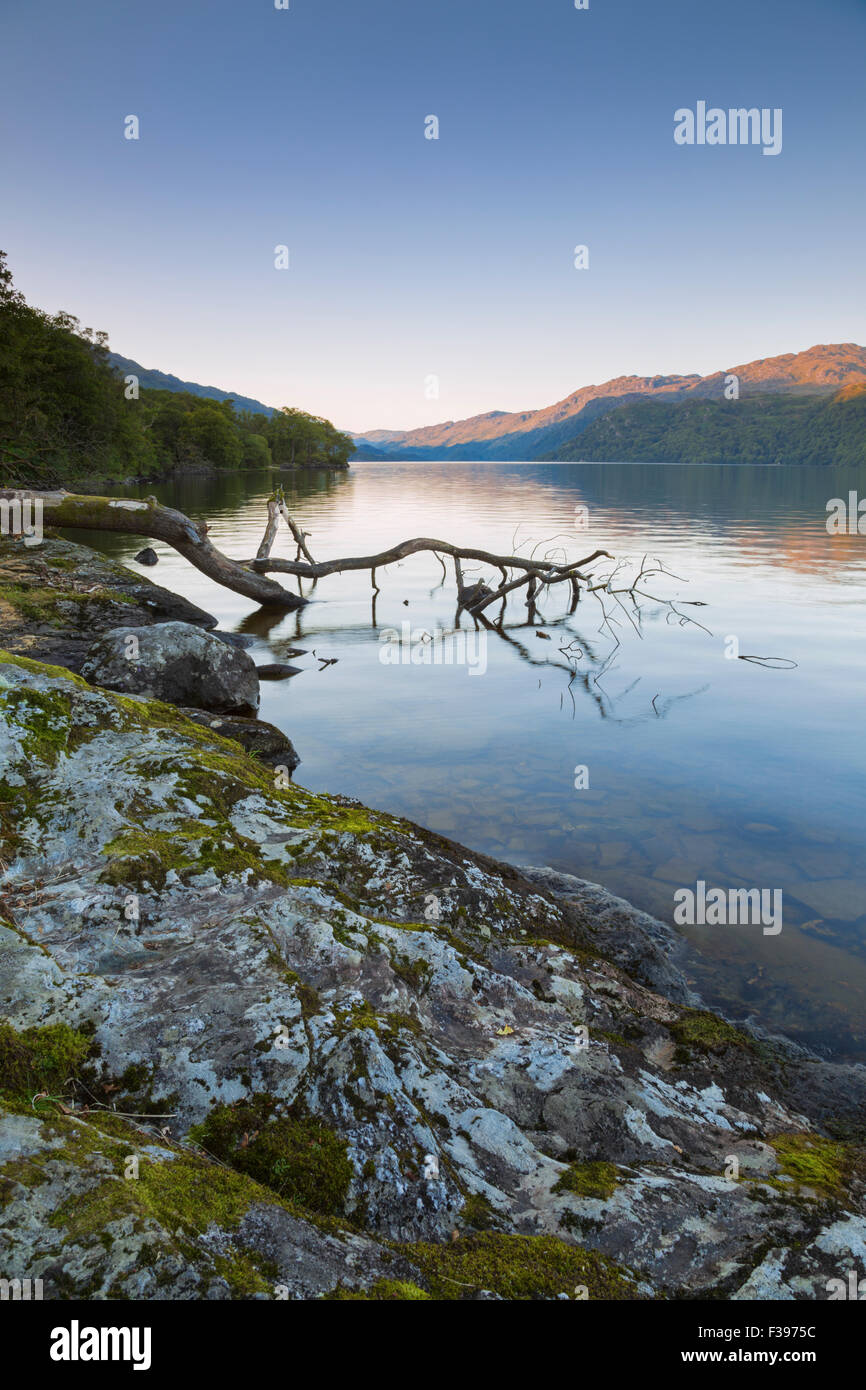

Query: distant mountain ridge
<box><xmin>108</xmin><ymin>353</ymin><xmax>276</xmax><ymax>419</ymax></box>
<box><xmin>105</xmin><ymin>344</ymin><xmax>866</xmax><ymax>464</ymax></box>
<box><xmin>546</xmin><ymin>386</ymin><xmax>866</xmax><ymax>467</ymax></box>
<box><xmin>352</xmin><ymin>344</ymin><xmax>866</xmax><ymax>461</ymax></box>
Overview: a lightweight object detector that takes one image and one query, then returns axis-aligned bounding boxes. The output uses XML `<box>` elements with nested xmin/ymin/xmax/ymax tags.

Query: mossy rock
<box><xmin>0</xmin><ymin>581</ymin><xmax>134</xmax><ymax>629</ymax></box>
<box><xmin>768</xmin><ymin>1133</ymin><xmax>853</xmax><ymax>1200</ymax></box>
<box><xmin>325</xmin><ymin>1279</ymin><xmax>431</xmax><ymax>1301</ymax></box>
<box><xmin>460</xmin><ymin>1192</ymin><xmax>501</xmax><ymax>1230</ymax></box>
<box><xmin>18</xmin><ymin>1110</ymin><xmax>285</xmax><ymax>1296</ymax></box>
<box><xmin>381</xmin><ymin>1011</ymin><xmax>423</xmax><ymax>1040</ymax></box>
<box><xmin>398</xmin><ymin>1231</ymin><xmax>642</xmax><ymax>1300</ymax></box>
<box><xmin>189</xmin><ymin>1099</ymin><xmax>353</xmax><ymax>1217</ymax></box>
<box><xmin>99</xmin><ymin>823</ymin><xmax>291</xmax><ymax>892</ymax></box>
<box><xmin>0</xmin><ymin>684</ymin><xmax>74</xmax><ymax>762</ymax></box>
<box><xmin>0</xmin><ymin>1022</ymin><xmax>93</xmax><ymax>1105</ymax></box>
<box><xmin>390</xmin><ymin>953</ymin><xmax>433</xmax><ymax>993</ymax></box>
<box><xmin>670</xmin><ymin>1009</ymin><xmax>756</xmax><ymax>1058</ymax></box>
<box><xmin>553</xmin><ymin>1159</ymin><xmax>619</xmax><ymax>1200</ymax></box>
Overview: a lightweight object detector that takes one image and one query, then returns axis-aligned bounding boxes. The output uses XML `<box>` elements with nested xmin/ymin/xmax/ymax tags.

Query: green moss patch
<box><xmin>553</xmin><ymin>1159</ymin><xmax>619</xmax><ymax>1200</ymax></box>
<box><xmin>99</xmin><ymin>823</ymin><xmax>290</xmax><ymax>891</ymax></box>
<box><xmin>325</xmin><ymin>1279</ymin><xmax>431</xmax><ymax>1301</ymax></box>
<box><xmin>398</xmin><ymin>1232</ymin><xmax>642</xmax><ymax>1300</ymax></box>
<box><xmin>52</xmin><ymin>1153</ymin><xmax>264</xmax><ymax>1243</ymax></box>
<box><xmin>391</xmin><ymin>953</ymin><xmax>433</xmax><ymax>993</ymax></box>
<box><xmin>31</xmin><ymin>1119</ymin><xmax>281</xmax><ymax>1297</ymax></box>
<box><xmin>460</xmin><ymin>1192</ymin><xmax>500</xmax><ymax>1230</ymax></box>
<box><xmin>280</xmin><ymin>971</ymin><xmax>321</xmax><ymax>1020</ymax></box>
<box><xmin>0</xmin><ymin>583</ymin><xmax>73</xmax><ymax>627</ymax></box>
<box><xmin>670</xmin><ymin>1009</ymin><xmax>756</xmax><ymax>1057</ymax></box>
<box><xmin>0</xmin><ymin>1021</ymin><xmax>93</xmax><ymax>1104</ymax></box>
<box><xmin>0</xmin><ymin>685</ymin><xmax>72</xmax><ymax>762</ymax></box>
<box><xmin>0</xmin><ymin>650</ymin><xmax>90</xmax><ymax>687</ymax></box>
<box><xmin>0</xmin><ymin>776</ymin><xmax>51</xmax><ymax>858</ymax></box>
<box><xmin>189</xmin><ymin>1099</ymin><xmax>353</xmax><ymax>1217</ymax></box>
<box><xmin>768</xmin><ymin>1133</ymin><xmax>852</xmax><ymax>1200</ymax></box>
<box><xmin>0</xmin><ymin>583</ymin><xmax>134</xmax><ymax>628</ymax></box>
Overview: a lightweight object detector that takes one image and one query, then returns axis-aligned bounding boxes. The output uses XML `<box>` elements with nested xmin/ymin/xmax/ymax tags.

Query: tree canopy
<box><xmin>0</xmin><ymin>251</ymin><xmax>353</xmax><ymax>485</ymax></box>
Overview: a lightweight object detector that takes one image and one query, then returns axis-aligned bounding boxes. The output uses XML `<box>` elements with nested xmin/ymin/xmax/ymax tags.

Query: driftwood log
<box><xmin>1</xmin><ymin>487</ymin><xmax>617</xmax><ymax>620</ymax></box>
<box><xmin>1</xmin><ymin>486</ymin><xmax>725</xmax><ymax>711</ymax></box>
<box><xmin>2</xmin><ymin>488</ymin><xmax>701</xmax><ymax>657</ymax></box>
<box><xmin>0</xmin><ymin>489</ymin><xmax>304</xmax><ymax>608</ymax></box>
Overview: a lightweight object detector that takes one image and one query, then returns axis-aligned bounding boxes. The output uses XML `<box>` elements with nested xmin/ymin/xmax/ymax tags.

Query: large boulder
<box><xmin>0</xmin><ymin>534</ymin><xmax>216</xmax><ymax>674</ymax></box>
<box><xmin>80</xmin><ymin>620</ymin><xmax>260</xmax><ymax>713</ymax></box>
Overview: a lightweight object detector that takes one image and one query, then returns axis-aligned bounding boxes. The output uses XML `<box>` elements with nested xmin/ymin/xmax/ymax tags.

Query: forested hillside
<box><xmin>107</xmin><ymin>353</ymin><xmax>276</xmax><ymax>419</ymax></box>
<box><xmin>0</xmin><ymin>253</ymin><xmax>352</xmax><ymax>485</ymax></box>
<box><xmin>545</xmin><ymin>389</ymin><xmax>866</xmax><ymax>465</ymax></box>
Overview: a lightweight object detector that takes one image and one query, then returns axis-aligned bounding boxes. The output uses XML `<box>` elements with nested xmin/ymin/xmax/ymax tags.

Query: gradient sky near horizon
<box><xmin>2</xmin><ymin>0</ymin><xmax>865</xmax><ymax>433</ymax></box>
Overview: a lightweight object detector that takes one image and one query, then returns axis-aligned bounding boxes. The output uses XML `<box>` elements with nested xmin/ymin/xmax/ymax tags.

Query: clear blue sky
<box><xmin>2</xmin><ymin>0</ymin><xmax>864</xmax><ymax>431</ymax></box>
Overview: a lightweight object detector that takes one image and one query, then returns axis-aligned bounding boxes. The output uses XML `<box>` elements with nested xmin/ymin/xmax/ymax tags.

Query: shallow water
<box><xmin>76</xmin><ymin>461</ymin><xmax>866</xmax><ymax>1059</ymax></box>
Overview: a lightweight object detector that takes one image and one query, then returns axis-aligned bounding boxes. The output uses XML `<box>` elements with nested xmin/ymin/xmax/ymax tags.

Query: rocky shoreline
<box><xmin>1</xmin><ymin>533</ymin><xmax>864</xmax><ymax>1300</ymax></box>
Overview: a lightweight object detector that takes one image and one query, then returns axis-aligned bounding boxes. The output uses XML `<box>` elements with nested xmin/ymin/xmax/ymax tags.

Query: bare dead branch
<box><xmin>255</xmin><ymin>495</ymin><xmax>280</xmax><ymax>562</ymax></box>
<box><xmin>249</xmin><ymin>531</ymin><xmax>613</xmax><ymax>583</ymax></box>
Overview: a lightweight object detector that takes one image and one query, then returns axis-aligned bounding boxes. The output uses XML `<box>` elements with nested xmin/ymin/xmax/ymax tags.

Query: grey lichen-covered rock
<box><xmin>0</xmin><ymin>534</ymin><xmax>216</xmax><ymax>679</ymax></box>
<box><xmin>1</xmin><ymin>650</ymin><xmax>864</xmax><ymax>1300</ymax></box>
<box><xmin>80</xmin><ymin>621</ymin><xmax>260</xmax><ymax>713</ymax></box>
<box><xmin>520</xmin><ymin>865</ymin><xmax>698</xmax><ymax>1004</ymax></box>
<box><xmin>0</xmin><ymin>1107</ymin><xmax>422</xmax><ymax>1300</ymax></box>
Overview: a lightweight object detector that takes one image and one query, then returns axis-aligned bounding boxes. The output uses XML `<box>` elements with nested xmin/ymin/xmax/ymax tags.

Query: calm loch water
<box><xmin>76</xmin><ymin>462</ymin><xmax>866</xmax><ymax>1060</ymax></box>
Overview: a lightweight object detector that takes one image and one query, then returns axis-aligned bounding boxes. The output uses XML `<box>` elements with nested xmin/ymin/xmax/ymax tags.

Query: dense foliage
<box><xmin>546</xmin><ymin>389</ymin><xmax>866</xmax><ymax>466</ymax></box>
<box><xmin>0</xmin><ymin>252</ymin><xmax>352</xmax><ymax>485</ymax></box>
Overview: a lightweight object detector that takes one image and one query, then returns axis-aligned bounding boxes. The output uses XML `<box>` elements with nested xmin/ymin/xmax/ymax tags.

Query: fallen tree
<box><xmin>3</xmin><ymin>487</ymin><xmax>619</xmax><ymax>619</ymax></box>
<box><xmin>0</xmin><ymin>488</ymin><xmax>304</xmax><ymax>608</ymax></box>
<box><xmin>1</xmin><ymin>488</ymin><xmax>712</xmax><ymax>700</ymax></box>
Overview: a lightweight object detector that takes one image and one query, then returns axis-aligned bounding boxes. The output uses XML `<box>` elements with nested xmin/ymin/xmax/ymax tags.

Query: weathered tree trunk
<box><xmin>1</xmin><ymin>489</ymin><xmax>304</xmax><ymax>609</ymax></box>
<box><xmin>2</xmin><ymin>487</ymin><xmax>619</xmax><ymax>625</ymax></box>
